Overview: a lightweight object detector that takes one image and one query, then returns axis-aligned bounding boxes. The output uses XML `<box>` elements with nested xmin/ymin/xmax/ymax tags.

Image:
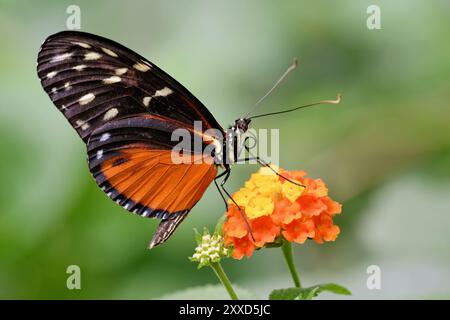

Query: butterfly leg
<box><xmin>214</xmin><ymin>169</ymin><xmax>229</xmax><ymax>211</ymax></box>
<box><xmin>217</xmin><ymin>167</ymin><xmax>255</xmax><ymax>241</ymax></box>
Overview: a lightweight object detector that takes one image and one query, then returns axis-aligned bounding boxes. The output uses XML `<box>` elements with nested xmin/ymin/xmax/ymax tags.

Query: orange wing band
<box><xmin>100</xmin><ymin>147</ymin><xmax>217</xmax><ymax>215</ymax></box>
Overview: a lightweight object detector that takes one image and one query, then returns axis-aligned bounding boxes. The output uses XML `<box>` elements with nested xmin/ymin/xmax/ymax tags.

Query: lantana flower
<box><xmin>223</xmin><ymin>166</ymin><xmax>342</xmax><ymax>259</ymax></box>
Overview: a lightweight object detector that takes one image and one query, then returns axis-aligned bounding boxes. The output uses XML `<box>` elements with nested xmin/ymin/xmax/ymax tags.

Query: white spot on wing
<box><xmin>115</xmin><ymin>68</ymin><xmax>128</xmax><ymax>75</ymax></box>
<box><xmin>101</xmin><ymin>47</ymin><xmax>118</xmax><ymax>57</ymax></box>
<box><xmin>64</xmin><ymin>82</ymin><xmax>71</xmax><ymax>91</ymax></box>
<box><xmin>73</xmin><ymin>64</ymin><xmax>87</xmax><ymax>71</ymax></box>
<box><xmin>154</xmin><ymin>87</ymin><xmax>173</xmax><ymax>97</ymax></box>
<box><xmin>102</xmin><ymin>76</ymin><xmax>121</xmax><ymax>84</ymax></box>
<box><xmin>143</xmin><ymin>96</ymin><xmax>151</xmax><ymax>107</ymax></box>
<box><xmin>51</xmin><ymin>87</ymin><xmax>57</xmax><ymax>93</ymax></box>
<box><xmin>96</xmin><ymin>150</ymin><xmax>104</xmax><ymax>159</ymax></box>
<box><xmin>50</xmin><ymin>52</ymin><xmax>72</xmax><ymax>63</ymax></box>
<box><xmin>133</xmin><ymin>62</ymin><xmax>151</xmax><ymax>72</ymax></box>
<box><xmin>46</xmin><ymin>71</ymin><xmax>57</xmax><ymax>79</ymax></box>
<box><xmin>73</xmin><ymin>42</ymin><xmax>91</xmax><ymax>48</ymax></box>
<box><xmin>103</xmin><ymin>108</ymin><xmax>119</xmax><ymax>120</ymax></box>
<box><xmin>100</xmin><ymin>133</ymin><xmax>111</xmax><ymax>142</ymax></box>
<box><xmin>79</xmin><ymin>93</ymin><xmax>95</xmax><ymax>105</ymax></box>
<box><xmin>84</xmin><ymin>52</ymin><xmax>102</xmax><ymax>60</ymax></box>
<box><xmin>76</xmin><ymin>119</ymin><xmax>90</xmax><ymax>130</ymax></box>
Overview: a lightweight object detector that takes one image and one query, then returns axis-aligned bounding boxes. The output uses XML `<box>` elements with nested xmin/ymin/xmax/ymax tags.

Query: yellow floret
<box><xmin>246</xmin><ymin>194</ymin><xmax>274</xmax><ymax>219</ymax></box>
<box><xmin>228</xmin><ymin>166</ymin><xmax>282</xmax><ymax>218</ymax></box>
<box><xmin>281</xmin><ymin>180</ymin><xmax>305</xmax><ymax>202</ymax></box>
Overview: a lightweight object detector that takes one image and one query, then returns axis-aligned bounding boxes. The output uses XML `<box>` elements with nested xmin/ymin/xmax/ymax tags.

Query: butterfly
<box><xmin>37</xmin><ymin>31</ymin><xmax>340</xmax><ymax>249</ymax></box>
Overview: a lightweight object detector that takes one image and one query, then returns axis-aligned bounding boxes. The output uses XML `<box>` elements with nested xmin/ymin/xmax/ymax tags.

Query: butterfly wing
<box><xmin>37</xmin><ymin>31</ymin><xmax>223</xmax><ymax>247</ymax></box>
<box><xmin>37</xmin><ymin>31</ymin><xmax>223</xmax><ymax>142</ymax></box>
<box><xmin>88</xmin><ymin>114</ymin><xmax>218</xmax><ymax>247</ymax></box>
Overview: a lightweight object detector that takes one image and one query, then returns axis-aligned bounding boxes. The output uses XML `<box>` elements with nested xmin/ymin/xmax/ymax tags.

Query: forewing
<box><xmin>37</xmin><ymin>30</ymin><xmax>223</xmax><ymax>142</ymax></box>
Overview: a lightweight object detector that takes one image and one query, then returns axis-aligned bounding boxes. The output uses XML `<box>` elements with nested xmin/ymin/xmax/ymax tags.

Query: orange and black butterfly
<box><xmin>37</xmin><ymin>31</ymin><xmax>340</xmax><ymax>248</ymax></box>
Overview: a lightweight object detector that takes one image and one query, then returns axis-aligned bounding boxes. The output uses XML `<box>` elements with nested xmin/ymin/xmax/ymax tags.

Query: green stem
<box><xmin>210</xmin><ymin>262</ymin><xmax>239</xmax><ymax>300</ymax></box>
<box><xmin>281</xmin><ymin>240</ymin><xmax>301</xmax><ymax>288</ymax></box>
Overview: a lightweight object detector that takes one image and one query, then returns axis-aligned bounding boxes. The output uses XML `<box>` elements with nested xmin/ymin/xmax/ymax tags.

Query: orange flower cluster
<box><xmin>223</xmin><ymin>167</ymin><xmax>342</xmax><ymax>259</ymax></box>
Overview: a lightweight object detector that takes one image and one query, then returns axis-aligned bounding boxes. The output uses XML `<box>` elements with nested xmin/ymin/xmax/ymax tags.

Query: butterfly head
<box><xmin>233</xmin><ymin>118</ymin><xmax>251</xmax><ymax>133</ymax></box>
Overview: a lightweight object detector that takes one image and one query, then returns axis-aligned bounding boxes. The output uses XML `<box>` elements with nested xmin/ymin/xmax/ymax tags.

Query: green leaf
<box><xmin>304</xmin><ymin>286</ymin><xmax>321</xmax><ymax>300</ymax></box>
<box><xmin>314</xmin><ymin>283</ymin><xmax>352</xmax><ymax>296</ymax></box>
<box><xmin>269</xmin><ymin>287</ymin><xmax>305</xmax><ymax>300</ymax></box>
<box><xmin>269</xmin><ymin>283</ymin><xmax>351</xmax><ymax>300</ymax></box>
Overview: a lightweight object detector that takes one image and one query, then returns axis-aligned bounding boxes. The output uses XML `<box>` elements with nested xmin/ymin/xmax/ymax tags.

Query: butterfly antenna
<box><xmin>244</xmin><ymin>58</ymin><xmax>299</xmax><ymax>119</ymax></box>
<box><xmin>248</xmin><ymin>93</ymin><xmax>342</xmax><ymax>120</ymax></box>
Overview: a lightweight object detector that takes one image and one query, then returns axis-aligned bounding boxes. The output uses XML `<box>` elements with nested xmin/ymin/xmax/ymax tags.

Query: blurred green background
<box><xmin>0</xmin><ymin>0</ymin><xmax>449</xmax><ymax>299</ymax></box>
